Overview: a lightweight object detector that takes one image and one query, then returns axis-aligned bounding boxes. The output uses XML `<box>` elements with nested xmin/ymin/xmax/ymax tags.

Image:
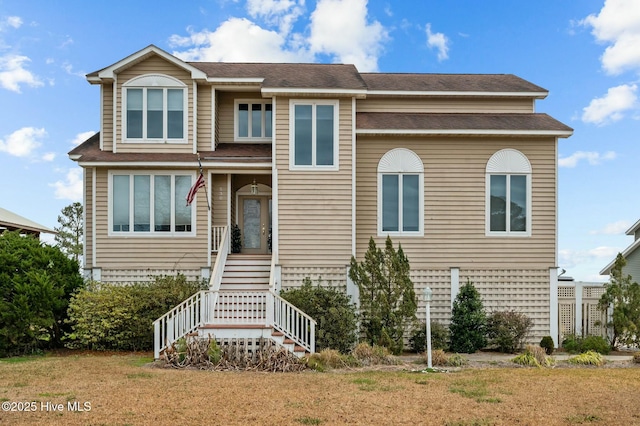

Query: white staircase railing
<box><xmin>271</xmin><ymin>291</ymin><xmax>316</xmax><ymax>353</ymax></box>
<box><xmin>153</xmin><ymin>290</ymin><xmax>213</xmax><ymax>359</ymax></box>
<box><xmin>211</xmin><ymin>291</ymin><xmax>268</xmax><ymax>324</ymax></box>
<box><xmin>211</xmin><ymin>226</ymin><xmax>226</xmax><ymax>252</ymax></box>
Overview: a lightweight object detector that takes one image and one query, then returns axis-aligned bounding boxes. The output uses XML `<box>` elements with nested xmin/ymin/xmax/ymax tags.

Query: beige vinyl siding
<box><xmin>211</xmin><ymin>173</ymin><xmax>228</xmax><ymax>227</ymax></box>
<box><xmin>93</xmin><ymin>168</ymin><xmax>209</xmax><ymax>271</ymax></box>
<box><xmin>356</xmin><ymin>97</ymin><xmax>534</xmax><ymax>113</ymax></box>
<box><xmin>355</xmin><ymin>136</ymin><xmax>557</xmax><ymax>270</ymax></box>
<box><xmin>84</xmin><ymin>168</ymin><xmax>94</xmax><ymax>268</ymax></box>
<box><xmin>197</xmin><ymin>85</ymin><xmax>212</xmax><ymax>151</ymax></box>
<box><xmin>216</xmin><ymin>91</ymin><xmax>264</xmax><ymax>143</ymax></box>
<box><xmin>114</xmin><ymin>55</ymin><xmax>195</xmax><ymax>154</ymax></box>
<box><xmin>102</xmin><ymin>83</ymin><xmax>114</xmax><ymax>152</ymax></box>
<box><xmin>276</xmin><ymin>97</ymin><xmax>353</xmax><ymax>266</ymax></box>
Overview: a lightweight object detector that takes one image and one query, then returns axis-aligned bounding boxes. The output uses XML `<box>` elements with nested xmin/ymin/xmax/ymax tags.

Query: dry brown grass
<box><xmin>1</xmin><ymin>351</ymin><xmax>639</xmax><ymax>425</ymax></box>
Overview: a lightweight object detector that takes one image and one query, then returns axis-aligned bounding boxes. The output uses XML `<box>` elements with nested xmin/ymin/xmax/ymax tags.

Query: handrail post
<box><xmin>154</xmin><ymin>320</ymin><xmax>160</xmax><ymax>359</ymax></box>
<box><xmin>266</xmin><ymin>291</ymin><xmax>274</xmax><ymax>326</ymax></box>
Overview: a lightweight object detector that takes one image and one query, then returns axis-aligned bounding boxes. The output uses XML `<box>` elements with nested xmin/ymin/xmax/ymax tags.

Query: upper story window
<box><xmin>123</xmin><ymin>74</ymin><xmax>187</xmax><ymax>143</ymax></box>
<box><xmin>378</xmin><ymin>148</ymin><xmax>424</xmax><ymax>236</ymax></box>
<box><xmin>485</xmin><ymin>149</ymin><xmax>532</xmax><ymax>237</ymax></box>
<box><xmin>289</xmin><ymin>100</ymin><xmax>339</xmax><ymax>170</ymax></box>
<box><xmin>109</xmin><ymin>171</ymin><xmax>196</xmax><ymax>236</ymax></box>
<box><xmin>235</xmin><ymin>100</ymin><xmax>272</xmax><ymax>141</ymax></box>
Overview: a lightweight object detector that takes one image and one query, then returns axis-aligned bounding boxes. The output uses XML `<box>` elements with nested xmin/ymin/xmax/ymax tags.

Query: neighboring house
<box><xmin>69</xmin><ymin>45</ymin><xmax>572</xmax><ymax>357</ymax></box>
<box><xmin>600</xmin><ymin>219</ymin><xmax>640</xmax><ymax>281</ymax></box>
<box><xmin>0</xmin><ymin>207</ymin><xmax>56</xmax><ymax>238</ymax></box>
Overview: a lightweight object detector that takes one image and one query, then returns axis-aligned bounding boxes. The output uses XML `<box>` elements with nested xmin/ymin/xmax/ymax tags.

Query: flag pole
<box><xmin>197</xmin><ymin>152</ymin><xmax>211</xmax><ymax>211</ymax></box>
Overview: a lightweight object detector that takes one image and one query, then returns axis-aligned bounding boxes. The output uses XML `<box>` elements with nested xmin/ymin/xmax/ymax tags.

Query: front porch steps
<box><xmin>220</xmin><ymin>254</ymin><xmax>271</xmax><ymax>291</ymax></box>
<box><xmin>198</xmin><ymin>324</ymin><xmax>307</xmax><ymax>357</ymax></box>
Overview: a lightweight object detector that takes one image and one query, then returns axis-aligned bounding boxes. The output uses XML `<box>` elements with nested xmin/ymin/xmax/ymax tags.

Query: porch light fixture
<box><xmin>251</xmin><ymin>179</ymin><xmax>258</xmax><ymax>195</ymax></box>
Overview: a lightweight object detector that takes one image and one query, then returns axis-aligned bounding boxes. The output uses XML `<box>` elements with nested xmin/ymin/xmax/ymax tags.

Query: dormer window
<box><xmin>123</xmin><ymin>74</ymin><xmax>187</xmax><ymax>143</ymax></box>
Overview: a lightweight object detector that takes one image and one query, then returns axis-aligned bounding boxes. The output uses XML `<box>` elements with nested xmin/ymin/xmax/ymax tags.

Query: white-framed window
<box><xmin>377</xmin><ymin>148</ymin><xmax>424</xmax><ymax>236</ymax></box>
<box><xmin>485</xmin><ymin>149</ymin><xmax>532</xmax><ymax>237</ymax></box>
<box><xmin>289</xmin><ymin>100</ymin><xmax>339</xmax><ymax>170</ymax></box>
<box><xmin>109</xmin><ymin>171</ymin><xmax>196</xmax><ymax>236</ymax></box>
<box><xmin>235</xmin><ymin>100</ymin><xmax>272</xmax><ymax>141</ymax></box>
<box><xmin>123</xmin><ymin>74</ymin><xmax>187</xmax><ymax>143</ymax></box>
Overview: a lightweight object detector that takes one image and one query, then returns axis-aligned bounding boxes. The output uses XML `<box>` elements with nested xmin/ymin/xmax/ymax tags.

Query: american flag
<box><xmin>186</xmin><ymin>173</ymin><xmax>205</xmax><ymax>206</ymax></box>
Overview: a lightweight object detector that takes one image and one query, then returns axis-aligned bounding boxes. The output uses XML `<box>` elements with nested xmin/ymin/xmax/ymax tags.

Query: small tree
<box><xmin>349</xmin><ymin>236</ymin><xmax>417</xmax><ymax>354</ymax></box>
<box><xmin>55</xmin><ymin>202</ymin><xmax>83</xmax><ymax>265</ymax></box>
<box><xmin>0</xmin><ymin>231</ymin><xmax>82</xmax><ymax>356</ymax></box>
<box><xmin>449</xmin><ymin>279</ymin><xmax>487</xmax><ymax>353</ymax></box>
<box><xmin>598</xmin><ymin>253</ymin><xmax>640</xmax><ymax>349</ymax></box>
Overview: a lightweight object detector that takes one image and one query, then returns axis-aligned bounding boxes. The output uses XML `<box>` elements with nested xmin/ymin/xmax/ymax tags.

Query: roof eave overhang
<box><xmin>262</xmin><ymin>87</ymin><xmax>368</xmax><ymax>99</ymax></box>
<box><xmin>76</xmin><ymin>161</ymin><xmax>273</xmax><ymax>168</ymax></box>
<box><xmin>365</xmin><ymin>90</ymin><xmax>548</xmax><ymax>99</ymax></box>
<box><xmin>356</xmin><ymin>129</ymin><xmax>573</xmax><ymax>137</ymax></box>
<box><xmin>600</xmin><ymin>238</ymin><xmax>640</xmax><ymax>275</ymax></box>
<box><xmin>88</xmin><ymin>45</ymin><xmax>207</xmax><ymax>84</ymax></box>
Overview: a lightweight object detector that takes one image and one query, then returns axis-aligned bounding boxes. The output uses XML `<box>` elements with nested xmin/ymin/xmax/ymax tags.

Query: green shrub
<box><xmin>568</xmin><ymin>351</ymin><xmax>605</xmax><ymax>366</ymax></box>
<box><xmin>581</xmin><ymin>335</ymin><xmax>610</xmax><ymax>355</ymax></box>
<box><xmin>65</xmin><ymin>275</ymin><xmax>206</xmax><ymax>351</ymax></box>
<box><xmin>540</xmin><ymin>336</ymin><xmax>555</xmax><ymax>355</ymax></box>
<box><xmin>561</xmin><ymin>334</ymin><xmax>582</xmax><ymax>354</ymax></box>
<box><xmin>449</xmin><ymin>279</ymin><xmax>487</xmax><ymax>353</ymax></box>
<box><xmin>409</xmin><ymin>321</ymin><xmax>449</xmax><ymax>353</ymax></box>
<box><xmin>561</xmin><ymin>334</ymin><xmax>611</xmax><ymax>355</ymax></box>
<box><xmin>280</xmin><ymin>277</ymin><xmax>358</xmax><ymax>354</ymax></box>
<box><xmin>0</xmin><ymin>231</ymin><xmax>83</xmax><ymax>357</ymax></box>
<box><xmin>486</xmin><ymin>310</ymin><xmax>533</xmax><ymax>353</ymax></box>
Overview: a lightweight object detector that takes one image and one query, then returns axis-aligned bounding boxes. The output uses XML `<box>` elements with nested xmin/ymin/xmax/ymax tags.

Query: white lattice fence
<box><xmin>280</xmin><ymin>266</ymin><xmax>347</xmax><ymax>289</ymax></box>
<box><xmin>466</xmin><ymin>269</ymin><xmax>550</xmax><ymax>342</ymax></box>
<box><xmin>100</xmin><ymin>268</ymin><xmax>202</xmax><ymax>284</ymax></box>
<box><xmin>411</xmin><ymin>269</ymin><xmax>451</xmax><ymax>325</ymax></box>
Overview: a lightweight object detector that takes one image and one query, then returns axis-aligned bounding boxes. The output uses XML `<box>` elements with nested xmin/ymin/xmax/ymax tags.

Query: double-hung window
<box><xmin>123</xmin><ymin>75</ymin><xmax>187</xmax><ymax>142</ymax></box>
<box><xmin>378</xmin><ymin>148</ymin><xmax>424</xmax><ymax>236</ymax></box>
<box><xmin>110</xmin><ymin>172</ymin><xmax>195</xmax><ymax>236</ymax></box>
<box><xmin>290</xmin><ymin>100</ymin><xmax>338</xmax><ymax>170</ymax></box>
<box><xmin>235</xmin><ymin>100</ymin><xmax>272</xmax><ymax>141</ymax></box>
<box><xmin>486</xmin><ymin>149</ymin><xmax>532</xmax><ymax>236</ymax></box>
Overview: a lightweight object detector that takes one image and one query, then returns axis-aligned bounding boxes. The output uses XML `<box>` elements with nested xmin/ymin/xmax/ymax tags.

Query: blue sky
<box><xmin>1</xmin><ymin>0</ymin><xmax>638</xmax><ymax>282</ymax></box>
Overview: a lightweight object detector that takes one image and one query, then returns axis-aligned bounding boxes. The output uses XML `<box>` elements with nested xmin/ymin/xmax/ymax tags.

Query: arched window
<box><xmin>377</xmin><ymin>148</ymin><xmax>424</xmax><ymax>236</ymax></box>
<box><xmin>486</xmin><ymin>149</ymin><xmax>532</xmax><ymax>236</ymax></box>
<box><xmin>123</xmin><ymin>74</ymin><xmax>187</xmax><ymax>142</ymax></box>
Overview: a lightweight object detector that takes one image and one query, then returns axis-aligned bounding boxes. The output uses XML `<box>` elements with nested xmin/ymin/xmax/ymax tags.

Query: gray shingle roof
<box><xmin>356</xmin><ymin>112</ymin><xmax>573</xmax><ymax>134</ymax></box>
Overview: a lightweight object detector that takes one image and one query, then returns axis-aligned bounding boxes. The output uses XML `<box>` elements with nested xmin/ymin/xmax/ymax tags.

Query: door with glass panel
<box><xmin>238</xmin><ymin>196</ymin><xmax>272</xmax><ymax>254</ymax></box>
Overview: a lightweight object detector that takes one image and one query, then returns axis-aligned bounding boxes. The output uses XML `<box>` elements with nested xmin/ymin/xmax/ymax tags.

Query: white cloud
<box><xmin>50</xmin><ymin>168</ymin><xmax>83</xmax><ymax>201</ymax></box>
<box><xmin>0</xmin><ymin>54</ymin><xmax>44</xmax><ymax>92</ymax></box>
<box><xmin>71</xmin><ymin>131</ymin><xmax>96</xmax><ymax>146</ymax></box>
<box><xmin>170</xmin><ymin>0</ymin><xmax>389</xmax><ymax>72</ymax></box>
<box><xmin>42</xmin><ymin>152</ymin><xmax>56</xmax><ymax>162</ymax></box>
<box><xmin>1</xmin><ymin>16</ymin><xmax>23</xmax><ymax>30</ymax></box>
<box><xmin>582</xmin><ymin>0</ymin><xmax>640</xmax><ymax>75</ymax></box>
<box><xmin>560</xmin><ymin>246</ymin><xmax>621</xmax><ymax>269</ymax></box>
<box><xmin>246</xmin><ymin>0</ymin><xmax>304</xmax><ymax>34</ymax></box>
<box><xmin>581</xmin><ymin>83</ymin><xmax>638</xmax><ymax>125</ymax></box>
<box><xmin>425</xmin><ymin>23</ymin><xmax>449</xmax><ymax>61</ymax></box>
<box><xmin>558</xmin><ymin>150</ymin><xmax>616</xmax><ymax>168</ymax></box>
<box><xmin>308</xmin><ymin>0</ymin><xmax>388</xmax><ymax>71</ymax></box>
<box><xmin>0</xmin><ymin>127</ymin><xmax>47</xmax><ymax>157</ymax></box>
<box><xmin>62</xmin><ymin>62</ymin><xmax>85</xmax><ymax>78</ymax></box>
<box><xmin>171</xmin><ymin>18</ymin><xmax>309</xmax><ymax>63</ymax></box>
<box><xmin>590</xmin><ymin>220</ymin><xmax>632</xmax><ymax>235</ymax></box>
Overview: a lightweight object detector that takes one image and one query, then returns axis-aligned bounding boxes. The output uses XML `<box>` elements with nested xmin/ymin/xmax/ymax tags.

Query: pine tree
<box><xmin>349</xmin><ymin>236</ymin><xmax>417</xmax><ymax>354</ymax></box>
<box><xmin>54</xmin><ymin>202</ymin><xmax>83</xmax><ymax>265</ymax></box>
<box><xmin>449</xmin><ymin>279</ymin><xmax>487</xmax><ymax>353</ymax></box>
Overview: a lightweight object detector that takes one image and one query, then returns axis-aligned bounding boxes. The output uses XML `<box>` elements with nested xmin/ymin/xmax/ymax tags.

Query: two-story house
<box><xmin>69</xmin><ymin>45</ymin><xmax>572</xmax><ymax>357</ymax></box>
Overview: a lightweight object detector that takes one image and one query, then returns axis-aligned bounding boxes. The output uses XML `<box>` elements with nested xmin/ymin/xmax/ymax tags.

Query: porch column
<box><xmin>549</xmin><ymin>267</ymin><xmax>559</xmax><ymax>347</ymax></box>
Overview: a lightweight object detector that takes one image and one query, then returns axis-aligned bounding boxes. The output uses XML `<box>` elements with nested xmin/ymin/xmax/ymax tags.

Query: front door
<box><xmin>239</xmin><ymin>196</ymin><xmax>271</xmax><ymax>254</ymax></box>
